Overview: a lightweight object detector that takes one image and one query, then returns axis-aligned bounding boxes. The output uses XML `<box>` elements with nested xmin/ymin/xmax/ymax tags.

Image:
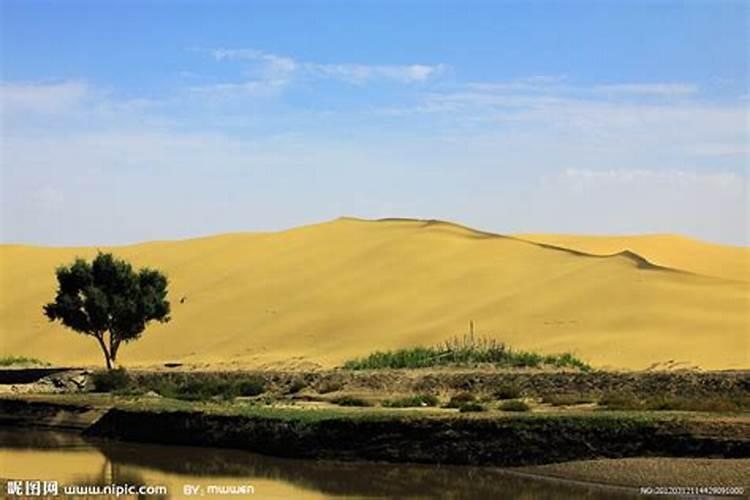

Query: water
<box><xmin>0</xmin><ymin>428</ymin><xmax>634</xmax><ymax>499</ymax></box>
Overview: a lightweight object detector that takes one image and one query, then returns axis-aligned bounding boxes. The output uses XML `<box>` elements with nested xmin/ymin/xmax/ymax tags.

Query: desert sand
<box><xmin>1</xmin><ymin>217</ymin><xmax>747</xmax><ymax>370</ymax></box>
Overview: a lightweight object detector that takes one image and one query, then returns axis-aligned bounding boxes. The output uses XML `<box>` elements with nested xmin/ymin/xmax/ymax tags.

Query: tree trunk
<box><xmin>95</xmin><ymin>332</ymin><xmax>112</xmax><ymax>370</ymax></box>
<box><xmin>110</xmin><ymin>333</ymin><xmax>121</xmax><ymax>365</ymax></box>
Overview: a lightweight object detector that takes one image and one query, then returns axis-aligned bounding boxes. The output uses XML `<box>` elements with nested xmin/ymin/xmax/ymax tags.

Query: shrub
<box><xmin>286</xmin><ymin>378</ymin><xmax>307</xmax><ymax>394</ymax></box>
<box><xmin>499</xmin><ymin>400</ymin><xmax>531</xmax><ymax>412</ymax></box>
<box><xmin>382</xmin><ymin>394</ymin><xmax>439</xmax><ymax>408</ymax></box>
<box><xmin>92</xmin><ymin>367</ymin><xmax>131</xmax><ymax>392</ymax></box>
<box><xmin>331</xmin><ymin>396</ymin><xmax>372</xmax><ymax>407</ymax></box>
<box><xmin>234</xmin><ymin>377</ymin><xmax>266</xmax><ymax>397</ymax></box>
<box><xmin>458</xmin><ymin>402</ymin><xmax>486</xmax><ymax>412</ymax></box>
<box><xmin>546</xmin><ymin>352</ymin><xmax>592</xmax><ymax>371</ymax></box>
<box><xmin>147</xmin><ymin>375</ymin><xmax>265</xmax><ymax>401</ymax></box>
<box><xmin>444</xmin><ymin>392</ymin><xmax>476</xmax><ymax>408</ymax></box>
<box><xmin>493</xmin><ymin>383</ymin><xmax>522</xmax><ymax>400</ymax></box>
<box><xmin>0</xmin><ymin>356</ymin><xmax>50</xmax><ymax>367</ymax></box>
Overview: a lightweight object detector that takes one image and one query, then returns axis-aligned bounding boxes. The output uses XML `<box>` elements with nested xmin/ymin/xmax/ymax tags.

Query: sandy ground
<box><xmin>518</xmin><ymin>457</ymin><xmax>750</xmax><ymax>488</ymax></box>
<box><xmin>1</xmin><ymin>217</ymin><xmax>748</xmax><ymax>370</ymax></box>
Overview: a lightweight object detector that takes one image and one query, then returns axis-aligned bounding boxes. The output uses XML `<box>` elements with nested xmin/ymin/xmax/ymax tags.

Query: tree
<box><xmin>43</xmin><ymin>252</ymin><xmax>170</xmax><ymax>369</ymax></box>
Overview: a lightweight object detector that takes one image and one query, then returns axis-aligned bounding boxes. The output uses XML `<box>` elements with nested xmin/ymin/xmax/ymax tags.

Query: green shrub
<box><xmin>542</xmin><ymin>393</ymin><xmax>594</xmax><ymax>406</ymax></box>
<box><xmin>342</xmin><ymin>335</ymin><xmax>590</xmax><ymax>371</ymax></box>
<box><xmin>235</xmin><ymin>377</ymin><xmax>266</xmax><ymax>397</ymax></box>
<box><xmin>92</xmin><ymin>367</ymin><xmax>131</xmax><ymax>392</ymax></box>
<box><xmin>499</xmin><ymin>400</ymin><xmax>531</xmax><ymax>412</ymax></box>
<box><xmin>458</xmin><ymin>402</ymin><xmax>486</xmax><ymax>412</ymax></box>
<box><xmin>493</xmin><ymin>383</ymin><xmax>522</xmax><ymax>400</ymax></box>
<box><xmin>444</xmin><ymin>392</ymin><xmax>476</xmax><ymax>408</ymax></box>
<box><xmin>382</xmin><ymin>394</ymin><xmax>439</xmax><ymax>408</ymax></box>
<box><xmin>331</xmin><ymin>396</ymin><xmax>372</xmax><ymax>407</ymax></box>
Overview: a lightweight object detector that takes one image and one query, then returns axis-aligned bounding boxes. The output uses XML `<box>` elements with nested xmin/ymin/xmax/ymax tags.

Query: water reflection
<box><xmin>0</xmin><ymin>428</ymin><xmax>635</xmax><ymax>499</ymax></box>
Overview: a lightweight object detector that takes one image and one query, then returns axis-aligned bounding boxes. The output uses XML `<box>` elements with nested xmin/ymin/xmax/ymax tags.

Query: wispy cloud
<box><xmin>559</xmin><ymin>168</ymin><xmax>743</xmax><ymax>191</ymax></box>
<box><xmin>306</xmin><ymin>63</ymin><xmax>445</xmax><ymax>84</ymax></box>
<box><xmin>202</xmin><ymin>47</ymin><xmax>445</xmax><ymax>90</ymax></box>
<box><xmin>592</xmin><ymin>83</ymin><xmax>699</xmax><ymax>97</ymax></box>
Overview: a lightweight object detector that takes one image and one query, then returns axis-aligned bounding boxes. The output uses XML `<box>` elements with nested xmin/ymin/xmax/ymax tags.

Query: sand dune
<box><xmin>1</xmin><ymin>217</ymin><xmax>747</xmax><ymax>370</ymax></box>
<box><xmin>516</xmin><ymin>233</ymin><xmax>749</xmax><ymax>282</ymax></box>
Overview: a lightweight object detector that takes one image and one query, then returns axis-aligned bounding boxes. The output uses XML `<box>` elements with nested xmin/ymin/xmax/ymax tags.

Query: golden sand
<box><xmin>1</xmin><ymin>218</ymin><xmax>747</xmax><ymax>370</ymax></box>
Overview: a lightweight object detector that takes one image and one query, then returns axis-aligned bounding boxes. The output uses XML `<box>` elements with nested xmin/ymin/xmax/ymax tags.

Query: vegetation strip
<box><xmin>342</xmin><ymin>335</ymin><xmax>592</xmax><ymax>371</ymax></box>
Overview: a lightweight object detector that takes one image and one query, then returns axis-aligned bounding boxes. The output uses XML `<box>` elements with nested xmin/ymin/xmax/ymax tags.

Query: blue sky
<box><xmin>1</xmin><ymin>0</ymin><xmax>748</xmax><ymax>245</ymax></box>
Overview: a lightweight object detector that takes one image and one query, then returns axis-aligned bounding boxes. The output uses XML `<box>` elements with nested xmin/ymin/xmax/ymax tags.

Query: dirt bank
<box><xmin>130</xmin><ymin>368</ymin><xmax>750</xmax><ymax>399</ymax></box>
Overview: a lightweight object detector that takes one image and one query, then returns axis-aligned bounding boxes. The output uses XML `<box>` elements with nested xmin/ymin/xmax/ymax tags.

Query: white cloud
<box><xmin>2</xmin><ymin>72</ymin><xmax>748</xmax><ymax>245</ymax></box>
<box><xmin>0</xmin><ymin>81</ymin><xmax>89</xmax><ymax>114</ymax></box>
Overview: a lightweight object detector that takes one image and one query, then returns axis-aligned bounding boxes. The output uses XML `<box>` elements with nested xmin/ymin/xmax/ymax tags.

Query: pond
<box><xmin>0</xmin><ymin>428</ymin><xmax>634</xmax><ymax>499</ymax></box>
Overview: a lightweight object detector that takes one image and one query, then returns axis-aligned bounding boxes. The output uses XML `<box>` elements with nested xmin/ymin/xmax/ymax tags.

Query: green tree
<box><xmin>43</xmin><ymin>252</ymin><xmax>170</xmax><ymax>369</ymax></box>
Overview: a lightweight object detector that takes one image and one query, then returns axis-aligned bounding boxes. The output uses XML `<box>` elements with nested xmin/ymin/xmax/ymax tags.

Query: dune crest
<box><xmin>515</xmin><ymin>233</ymin><xmax>749</xmax><ymax>282</ymax></box>
<box><xmin>1</xmin><ymin>217</ymin><xmax>747</xmax><ymax>370</ymax></box>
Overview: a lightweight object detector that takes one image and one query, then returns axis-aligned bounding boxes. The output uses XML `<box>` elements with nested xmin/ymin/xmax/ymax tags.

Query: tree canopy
<box><xmin>43</xmin><ymin>252</ymin><xmax>170</xmax><ymax>369</ymax></box>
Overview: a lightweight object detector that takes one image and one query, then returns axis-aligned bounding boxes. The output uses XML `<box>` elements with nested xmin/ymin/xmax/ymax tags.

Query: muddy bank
<box><xmin>3</xmin><ymin>398</ymin><xmax>748</xmax><ymax>467</ymax></box>
<box><xmin>0</xmin><ymin>398</ymin><xmax>105</xmax><ymax>431</ymax></box>
<box><xmin>87</xmin><ymin>409</ymin><xmax>748</xmax><ymax>467</ymax></box>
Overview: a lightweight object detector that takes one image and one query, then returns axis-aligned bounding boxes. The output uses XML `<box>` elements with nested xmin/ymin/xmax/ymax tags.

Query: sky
<box><xmin>1</xmin><ymin>0</ymin><xmax>748</xmax><ymax>246</ymax></box>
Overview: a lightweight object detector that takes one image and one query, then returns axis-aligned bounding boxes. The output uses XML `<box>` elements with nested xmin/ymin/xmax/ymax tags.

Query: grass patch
<box><xmin>382</xmin><ymin>394</ymin><xmax>439</xmax><ymax>408</ymax></box>
<box><xmin>499</xmin><ymin>400</ymin><xmax>531</xmax><ymax>412</ymax></box>
<box><xmin>342</xmin><ymin>335</ymin><xmax>591</xmax><ymax>371</ymax></box>
<box><xmin>599</xmin><ymin>392</ymin><xmax>750</xmax><ymax>412</ymax></box>
<box><xmin>331</xmin><ymin>396</ymin><xmax>373</xmax><ymax>407</ymax></box>
<box><xmin>493</xmin><ymin>383</ymin><xmax>523</xmax><ymax>400</ymax></box>
<box><xmin>541</xmin><ymin>393</ymin><xmax>595</xmax><ymax>406</ymax></box>
<box><xmin>0</xmin><ymin>356</ymin><xmax>50</xmax><ymax>367</ymax></box>
<box><xmin>458</xmin><ymin>402</ymin><xmax>486</xmax><ymax>412</ymax></box>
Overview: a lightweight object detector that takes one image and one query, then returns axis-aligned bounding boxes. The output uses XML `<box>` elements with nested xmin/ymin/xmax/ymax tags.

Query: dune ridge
<box><xmin>351</xmin><ymin>217</ymin><xmax>674</xmax><ymax>272</ymax></box>
<box><xmin>1</xmin><ymin>217</ymin><xmax>747</xmax><ymax>370</ymax></box>
<box><xmin>516</xmin><ymin>232</ymin><xmax>749</xmax><ymax>282</ymax></box>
